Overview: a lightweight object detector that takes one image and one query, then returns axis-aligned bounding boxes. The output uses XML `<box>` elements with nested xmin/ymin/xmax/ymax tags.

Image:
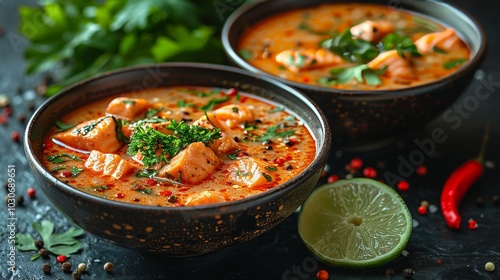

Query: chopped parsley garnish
<box><xmin>231</xmin><ymin>106</ymin><xmax>239</xmax><ymax>113</ymax></box>
<box><xmin>93</xmin><ymin>185</ymin><xmax>109</xmax><ymax>192</ymax></box>
<box><xmin>70</xmin><ymin>166</ymin><xmax>84</xmax><ymax>177</ymax></box>
<box><xmin>432</xmin><ymin>46</ymin><xmax>448</xmax><ymax>54</ymax></box>
<box><xmin>235</xmin><ymin>170</ymin><xmax>252</xmax><ymax>177</ymax></box>
<box><xmin>133</xmin><ymin>186</ymin><xmax>152</xmax><ymax>194</ymax></box>
<box><xmin>111</xmin><ymin>116</ymin><xmax>130</xmax><ymax>144</ymax></box>
<box><xmin>55</xmin><ymin>120</ymin><xmax>75</xmax><ymax>131</ymax></box>
<box><xmin>199</xmin><ymin>96</ymin><xmax>230</xmax><ymax>111</ymax></box>
<box><xmin>262</xmin><ymin>173</ymin><xmax>272</xmax><ymax>182</ymax></box>
<box><xmin>47</xmin><ymin>153</ymin><xmax>82</xmax><ymax>163</ymax></box>
<box><xmin>443</xmin><ymin>58</ymin><xmax>467</xmax><ymax>69</ymax></box>
<box><xmin>268</xmin><ymin>106</ymin><xmax>285</xmax><ymax>113</ymax></box>
<box><xmin>51</xmin><ymin>166</ymin><xmax>67</xmax><ymax>172</ymax></box>
<box><xmin>121</xmin><ymin>100</ymin><xmax>136</xmax><ymax>105</ymax></box>
<box><xmin>145</xmin><ymin>108</ymin><xmax>162</xmax><ymax>117</ymax></box>
<box><xmin>227</xmin><ymin>149</ymin><xmax>241</xmax><ymax>160</ymax></box>
<box><xmin>74</xmin><ymin>116</ymin><xmax>111</xmax><ymax>136</ymax></box>
<box><xmin>265</xmin><ymin>166</ymin><xmax>278</xmax><ymax>172</ymax></box>
<box><xmin>177</xmin><ymin>100</ymin><xmax>196</xmax><ymax>108</ymax></box>
<box><xmin>135</xmin><ymin>169</ymin><xmax>158</xmax><ymax>178</ymax></box>
<box><xmin>127</xmin><ymin>119</ymin><xmax>221</xmax><ymax>168</ymax></box>
<box><xmin>259</xmin><ymin>125</ymin><xmax>295</xmax><ymax>142</ymax></box>
<box><xmin>238</xmin><ymin>49</ymin><xmax>253</xmax><ymax>60</ymax></box>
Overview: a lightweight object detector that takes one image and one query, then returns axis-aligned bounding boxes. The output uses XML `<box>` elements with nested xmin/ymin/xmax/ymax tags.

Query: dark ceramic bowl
<box><xmin>222</xmin><ymin>0</ymin><xmax>487</xmax><ymax>143</ymax></box>
<box><xmin>24</xmin><ymin>63</ymin><xmax>331</xmax><ymax>256</ymax></box>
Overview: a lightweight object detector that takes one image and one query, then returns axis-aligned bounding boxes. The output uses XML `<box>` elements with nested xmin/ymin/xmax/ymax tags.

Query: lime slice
<box><xmin>298</xmin><ymin>178</ymin><xmax>412</xmax><ymax>268</ymax></box>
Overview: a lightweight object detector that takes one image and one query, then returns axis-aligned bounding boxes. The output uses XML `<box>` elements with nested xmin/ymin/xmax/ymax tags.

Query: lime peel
<box><xmin>298</xmin><ymin>178</ymin><xmax>412</xmax><ymax>269</ymax></box>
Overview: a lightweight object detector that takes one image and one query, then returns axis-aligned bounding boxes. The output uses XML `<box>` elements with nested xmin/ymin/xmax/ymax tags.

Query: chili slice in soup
<box><xmin>42</xmin><ymin>87</ymin><xmax>316</xmax><ymax>207</ymax></box>
<box><xmin>238</xmin><ymin>3</ymin><xmax>470</xmax><ymax>90</ymax></box>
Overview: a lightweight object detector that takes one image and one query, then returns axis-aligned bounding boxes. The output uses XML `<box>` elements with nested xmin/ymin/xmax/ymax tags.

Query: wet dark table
<box><xmin>1</xmin><ymin>0</ymin><xmax>500</xmax><ymax>279</ymax></box>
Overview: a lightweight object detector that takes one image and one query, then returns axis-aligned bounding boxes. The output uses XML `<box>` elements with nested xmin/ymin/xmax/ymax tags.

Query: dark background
<box><xmin>1</xmin><ymin>0</ymin><xmax>500</xmax><ymax>279</ymax></box>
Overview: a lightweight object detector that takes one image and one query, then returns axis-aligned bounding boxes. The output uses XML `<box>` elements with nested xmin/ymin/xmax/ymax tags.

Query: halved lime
<box><xmin>298</xmin><ymin>178</ymin><xmax>412</xmax><ymax>269</ymax></box>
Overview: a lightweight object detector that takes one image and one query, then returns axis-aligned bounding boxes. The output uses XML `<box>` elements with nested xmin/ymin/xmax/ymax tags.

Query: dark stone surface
<box><xmin>1</xmin><ymin>0</ymin><xmax>499</xmax><ymax>279</ymax></box>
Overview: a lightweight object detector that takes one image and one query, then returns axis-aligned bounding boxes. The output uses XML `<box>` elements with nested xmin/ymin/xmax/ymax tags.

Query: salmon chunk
<box><xmin>414</xmin><ymin>28</ymin><xmax>460</xmax><ymax>54</ymax></box>
<box><xmin>367</xmin><ymin>50</ymin><xmax>414</xmax><ymax>84</ymax></box>
<box><xmin>193</xmin><ymin>113</ymin><xmax>240</xmax><ymax>155</ymax></box>
<box><xmin>106</xmin><ymin>97</ymin><xmax>152</xmax><ymax>120</ymax></box>
<box><xmin>275</xmin><ymin>48</ymin><xmax>343</xmax><ymax>72</ymax></box>
<box><xmin>84</xmin><ymin>150</ymin><xmax>135</xmax><ymax>179</ymax></box>
<box><xmin>53</xmin><ymin>116</ymin><xmax>122</xmax><ymax>153</ymax></box>
<box><xmin>350</xmin><ymin>20</ymin><xmax>395</xmax><ymax>42</ymax></box>
<box><xmin>184</xmin><ymin>191</ymin><xmax>226</xmax><ymax>206</ymax></box>
<box><xmin>227</xmin><ymin>157</ymin><xmax>274</xmax><ymax>188</ymax></box>
<box><xmin>157</xmin><ymin>142</ymin><xmax>221</xmax><ymax>185</ymax></box>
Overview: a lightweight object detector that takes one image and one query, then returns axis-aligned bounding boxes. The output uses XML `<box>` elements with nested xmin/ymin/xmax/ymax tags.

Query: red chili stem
<box><xmin>440</xmin><ymin>124</ymin><xmax>490</xmax><ymax>230</ymax></box>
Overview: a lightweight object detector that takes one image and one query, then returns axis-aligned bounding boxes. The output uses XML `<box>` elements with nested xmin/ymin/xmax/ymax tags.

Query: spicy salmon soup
<box><xmin>237</xmin><ymin>3</ymin><xmax>471</xmax><ymax>90</ymax></box>
<box><xmin>41</xmin><ymin>87</ymin><xmax>316</xmax><ymax>207</ymax></box>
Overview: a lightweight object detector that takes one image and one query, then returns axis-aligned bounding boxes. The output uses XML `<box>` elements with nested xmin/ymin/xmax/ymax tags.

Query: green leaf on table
<box><xmin>15</xmin><ymin>220</ymin><xmax>85</xmax><ymax>260</ymax></box>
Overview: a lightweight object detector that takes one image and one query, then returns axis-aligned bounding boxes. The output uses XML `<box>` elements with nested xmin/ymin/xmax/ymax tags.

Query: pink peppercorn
<box><xmin>397</xmin><ymin>180</ymin><xmax>410</xmax><ymax>191</ymax></box>
<box><xmin>363</xmin><ymin>167</ymin><xmax>377</xmax><ymax>178</ymax></box>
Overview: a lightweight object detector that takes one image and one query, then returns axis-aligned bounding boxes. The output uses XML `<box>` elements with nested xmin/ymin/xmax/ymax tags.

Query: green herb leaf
<box><xmin>231</xmin><ymin>106</ymin><xmax>239</xmax><ymax>113</ymax></box>
<box><xmin>71</xmin><ymin>166</ymin><xmax>84</xmax><ymax>177</ymax></box>
<box><xmin>259</xmin><ymin>125</ymin><xmax>295</xmax><ymax>142</ymax></box>
<box><xmin>199</xmin><ymin>96</ymin><xmax>229</xmax><ymax>111</ymax></box>
<box><xmin>135</xmin><ymin>169</ymin><xmax>158</xmax><ymax>178</ymax></box>
<box><xmin>265</xmin><ymin>166</ymin><xmax>278</xmax><ymax>172</ymax></box>
<box><xmin>262</xmin><ymin>173</ymin><xmax>272</xmax><ymax>182</ymax></box>
<box><xmin>121</xmin><ymin>100</ymin><xmax>136</xmax><ymax>105</ymax></box>
<box><xmin>145</xmin><ymin>108</ymin><xmax>162</xmax><ymax>117</ymax></box>
<box><xmin>268</xmin><ymin>106</ymin><xmax>285</xmax><ymax>113</ymax></box>
<box><xmin>443</xmin><ymin>58</ymin><xmax>467</xmax><ymax>69</ymax></box>
<box><xmin>321</xmin><ymin>30</ymin><xmax>380</xmax><ymax>63</ymax></box>
<box><xmin>112</xmin><ymin>116</ymin><xmax>130</xmax><ymax>144</ymax></box>
<box><xmin>177</xmin><ymin>100</ymin><xmax>196</xmax><ymax>108</ymax></box>
<box><xmin>378</xmin><ymin>33</ymin><xmax>421</xmax><ymax>57</ymax></box>
<box><xmin>238</xmin><ymin>49</ymin><xmax>253</xmax><ymax>60</ymax></box>
<box><xmin>47</xmin><ymin>153</ymin><xmax>82</xmax><ymax>163</ymax></box>
<box><xmin>432</xmin><ymin>46</ymin><xmax>448</xmax><ymax>54</ymax></box>
<box><xmin>55</xmin><ymin>120</ymin><xmax>75</xmax><ymax>131</ymax></box>
<box><xmin>93</xmin><ymin>185</ymin><xmax>109</xmax><ymax>192</ymax></box>
<box><xmin>127</xmin><ymin>119</ymin><xmax>221</xmax><ymax>168</ymax></box>
<box><xmin>16</xmin><ymin>220</ymin><xmax>84</xmax><ymax>259</ymax></box>
<box><xmin>330</xmin><ymin>64</ymin><xmax>386</xmax><ymax>86</ymax></box>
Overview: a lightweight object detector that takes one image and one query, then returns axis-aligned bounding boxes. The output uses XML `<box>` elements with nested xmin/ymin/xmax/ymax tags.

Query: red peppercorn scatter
<box><xmin>397</xmin><ymin>180</ymin><xmax>410</xmax><ymax>191</ymax></box>
<box><xmin>115</xmin><ymin>193</ymin><xmax>125</xmax><ymax>198</ymax></box>
<box><xmin>57</xmin><ymin>255</ymin><xmax>67</xmax><ymax>263</ymax></box>
<box><xmin>226</xmin><ymin>88</ymin><xmax>238</xmax><ymax>97</ymax></box>
<box><xmin>316</xmin><ymin>270</ymin><xmax>329</xmax><ymax>280</ymax></box>
<box><xmin>349</xmin><ymin>158</ymin><xmax>363</xmax><ymax>170</ymax></box>
<box><xmin>416</xmin><ymin>165</ymin><xmax>428</xmax><ymax>176</ymax></box>
<box><xmin>417</xmin><ymin>205</ymin><xmax>427</xmax><ymax>215</ymax></box>
<box><xmin>437</xmin><ymin>259</ymin><xmax>443</xmax><ymax>264</ymax></box>
<box><xmin>11</xmin><ymin>131</ymin><xmax>20</xmax><ymax>142</ymax></box>
<box><xmin>362</xmin><ymin>167</ymin><xmax>377</xmax><ymax>178</ymax></box>
<box><xmin>327</xmin><ymin>174</ymin><xmax>339</xmax><ymax>183</ymax></box>
<box><xmin>468</xmin><ymin>218</ymin><xmax>478</xmax><ymax>230</ymax></box>
<box><xmin>27</xmin><ymin>187</ymin><xmax>36</xmax><ymax>198</ymax></box>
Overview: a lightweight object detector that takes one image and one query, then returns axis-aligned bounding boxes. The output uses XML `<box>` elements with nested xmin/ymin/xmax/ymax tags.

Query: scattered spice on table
<box><xmin>417</xmin><ymin>205</ymin><xmax>427</xmax><ymax>215</ymax></box>
<box><xmin>27</xmin><ymin>187</ymin><xmax>36</xmax><ymax>198</ymax></box>
<box><xmin>493</xmin><ymin>195</ymin><xmax>500</xmax><ymax>205</ymax></box>
<box><xmin>416</xmin><ymin>165</ymin><xmax>428</xmax><ymax>176</ymax></box>
<box><xmin>440</xmin><ymin>124</ymin><xmax>490</xmax><ymax>230</ymax></box>
<box><xmin>485</xmin><ymin>262</ymin><xmax>495</xmax><ymax>272</ymax></box>
<box><xmin>104</xmin><ymin>262</ymin><xmax>114</xmax><ymax>272</ymax></box>
<box><xmin>468</xmin><ymin>218</ymin><xmax>478</xmax><ymax>230</ymax></box>
<box><xmin>402</xmin><ymin>268</ymin><xmax>415</xmax><ymax>278</ymax></box>
<box><xmin>476</xmin><ymin>197</ymin><xmax>485</xmax><ymax>207</ymax></box>
<box><xmin>39</xmin><ymin>248</ymin><xmax>49</xmax><ymax>258</ymax></box>
<box><xmin>57</xmin><ymin>255</ymin><xmax>67</xmax><ymax>263</ymax></box>
<box><xmin>34</xmin><ymin>240</ymin><xmax>44</xmax><ymax>250</ymax></box>
<box><xmin>363</xmin><ymin>167</ymin><xmax>377</xmax><ymax>178</ymax></box>
<box><xmin>72</xmin><ymin>269</ymin><xmax>82</xmax><ymax>280</ymax></box>
<box><xmin>397</xmin><ymin>180</ymin><xmax>410</xmax><ymax>191</ymax></box>
<box><xmin>385</xmin><ymin>268</ymin><xmax>395</xmax><ymax>276</ymax></box>
<box><xmin>42</xmin><ymin>263</ymin><xmax>51</xmax><ymax>274</ymax></box>
<box><xmin>77</xmin><ymin>263</ymin><xmax>87</xmax><ymax>272</ymax></box>
<box><xmin>61</xmin><ymin>262</ymin><xmax>72</xmax><ymax>272</ymax></box>
<box><xmin>316</xmin><ymin>269</ymin><xmax>329</xmax><ymax>280</ymax></box>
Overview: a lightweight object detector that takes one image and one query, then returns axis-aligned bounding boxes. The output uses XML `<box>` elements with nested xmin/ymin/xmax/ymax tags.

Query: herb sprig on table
<box><xmin>19</xmin><ymin>0</ymin><xmax>248</xmax><ymax>96</ymax></box>
<box><xmin>16</xmin><ymin>220</ymin><xmax>84</xmax><ymax>260</ymax></box>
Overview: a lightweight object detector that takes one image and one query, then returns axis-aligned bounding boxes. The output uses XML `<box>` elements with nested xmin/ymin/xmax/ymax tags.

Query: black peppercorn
<box><xmin>262</xmin><ymin>139</ymin><xmax>273</xmax><ymax>145</ymax></box>
<box><xmin>233</xmin><ymin>136</ymin><xmax>240</xmax><ymax>142</ymax></box>
<box><xmin>493</xmin><ymin>195</ymin><xmax>500</xmax><ymax>205</ymax></box>
<box><xmin>16</xmin><ymin>196</ymin><xmax>24</xmax><ymax>206</ymax></box>
<box><xmin>42</xmin><ymin>263</ymin><xmax>51</xmax><ymax>274</ymax></box>
<box><xmin>17</xmin><ymin>114</ymin><xmax>26</xmax><ymax>123</ymax></box>
<box><xmin>385</xmin><ymin>268</ymin><xmax>395</xmax><ymax>277</ymax></box>
<box><xmin>476</xmin><ymin>197</ymin><xmax>485</xmax><ymax>207</ymax></box>
<box><xmin>72</xmin><ymin>269</ymin><xmax>82</xmax><ymax>280</ymax></box>
<box><xmin>283</xmin><ymin>138</ymin><xmax>294</xmax><ymax>146</ymax></box>
<box><xmin>61</xmin><ymin>262</ymin><xmax>72</xmax><ymax>272</ymax></box>
<box><xmin>403</xmin><ymin>268</ymin><xmax>415</xmax><ymax>278</ymax></box>
<box><xmin>285</xmin><ymin>164</ymin><xmax>293</xmax><ymax>170</ymax></box>
<box><xmin>34</xmin><ymin>239</ymin><xmax>44</xmax><ymax>250</ymax></box>
<box><xmin>39</xmin><ymin>248</ymin><xmax>49</xmax><ymax>257</ymax></box>
<box><xmin>168</xmin><ymin>195</ymin><xmax>177</xmax><ymax>203</ymax></box>
<box><xmin>265</xmin><ymin>145</ymin><xmax>273</xmax><ymax>150</ymax></box>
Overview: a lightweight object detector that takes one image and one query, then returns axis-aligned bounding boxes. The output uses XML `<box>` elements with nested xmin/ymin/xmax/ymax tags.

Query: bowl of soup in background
<box><xmin>24</xmin><ymin>63</ymin><xmax>331</xmax><ymax>256</ymax></box>
<box><xmin>222</xmin><ymin>0</ymin><xmax>487</xmax><ymax>144</ymax></box>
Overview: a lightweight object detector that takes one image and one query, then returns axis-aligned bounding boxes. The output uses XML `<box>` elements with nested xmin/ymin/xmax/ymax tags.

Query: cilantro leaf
<box><xmin>55</xmin><ymin>120</ymin><xmax>75</xmax><ymax>131</ymax></box>
<box><xmin>443</xmin><ymin>58</ymin><xmax>468</xmax><ymax>69</ymax></box>
<box><xmin>259</xmin><ymin>125</ymin><xmax>295</xmax><ymax>142</ymax></box>
<box><xmin>321</xmin><ymin>30</ymin><xmax>380</xmax><ymax>63</ymax></box>
<box><xmin>71</xmin><ymin>166</ymin><xmax>84</xmax><ymax>177</ymax></box>
<box><xmin>47</xmin><ymin>153</ymin><xmax>82</xmax><ymax>163</ymax></box>
<box><xmin>378</xmin><ymin>33</ymin><xmax>421</xmax><ymax>57</ymax></box>
<box><xmin>330</xmin><ymin>64</ymin><xmax>387</xmax><ymax>86</ymax></box>
<box><xmin>199</xmin><ymin>96</ymin><xmax>229</xmax><ymax>111</ymax></box>
<box><xmin>16</xmin><ymin>220</ymin><xmax>84</xmax><ymax>260</ymax></box>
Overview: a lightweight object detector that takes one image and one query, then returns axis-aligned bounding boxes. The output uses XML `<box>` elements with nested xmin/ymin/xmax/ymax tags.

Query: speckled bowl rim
<box><xmin>24</xmin><ymin>62</ymin><xmax>332</xmax><ymax>213</ymax></box>
<box><xmin>221</xmin><ymin>0</ymin><xmax>487</xmax><ymax>98</ymax></box>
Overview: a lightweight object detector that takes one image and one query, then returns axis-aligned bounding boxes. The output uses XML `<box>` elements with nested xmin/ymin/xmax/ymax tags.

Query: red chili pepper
<box><xmin>440</xmin><ymin>125</ymin><xmax>489</xmax><ymax>230</ymax></box>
